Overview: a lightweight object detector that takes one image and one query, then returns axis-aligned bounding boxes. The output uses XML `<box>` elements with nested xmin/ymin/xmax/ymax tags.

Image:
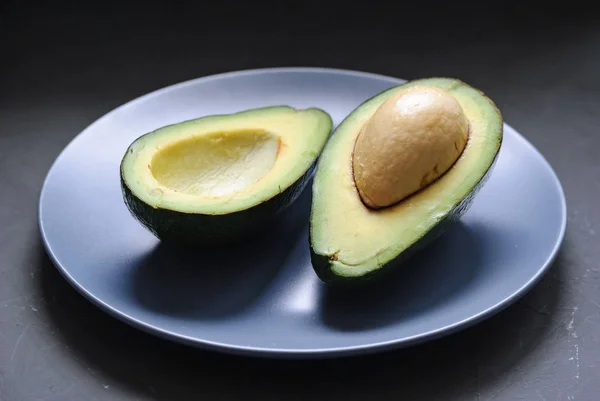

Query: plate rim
<box><xmin>38</xmin><ymin>67</ymin><xmax>568</xmax><ymax>358</ymax></box>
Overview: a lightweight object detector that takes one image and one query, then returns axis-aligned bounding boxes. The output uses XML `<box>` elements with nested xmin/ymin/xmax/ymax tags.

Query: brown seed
<box><xmin>352</xmin><ymin>85</ymin><xmax>469</xmax><ymax>209</ymax></box>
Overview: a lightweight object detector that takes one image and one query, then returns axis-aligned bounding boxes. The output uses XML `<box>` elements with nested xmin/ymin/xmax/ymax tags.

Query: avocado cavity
<box><xmin>352</xmin><ymin>85</ymin><xmax>469</xmax><ymax>209</ymax></box>
<box><xmin>150</xmin><ymin>129</ymin><xmax>279</xmax><ymax>198</ymax></box>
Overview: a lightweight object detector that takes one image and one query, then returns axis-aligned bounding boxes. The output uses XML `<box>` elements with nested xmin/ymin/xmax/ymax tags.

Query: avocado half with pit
<box><xmin>120</xmin><ymin>106</ymin><xmax>332</xmax><ymax>245</ymax></box>
<box><xmin>309</xmin><ymin>78</ymin><xmax>503</xmax><ymax>285</ymax></box>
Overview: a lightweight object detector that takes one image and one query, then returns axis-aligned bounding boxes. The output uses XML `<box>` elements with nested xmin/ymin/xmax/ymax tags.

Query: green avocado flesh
<box><xmin>309</xmin><ymin>78</ymin><xmax>503</xmax><ymax>285</ymax></box>
<box><xmin>120</xmin><ymin>106</ymin><xmax>332</xmax><ymax>245</ymax></box>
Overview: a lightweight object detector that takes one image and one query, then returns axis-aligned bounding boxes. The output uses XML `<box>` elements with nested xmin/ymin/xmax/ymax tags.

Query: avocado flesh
<box><xmin>309</xmin><ymin>78</ymin><xmax>503</xmax><ymax>284</ymax></box>
<box><xmin>121</xmin><ymin>106</ymin><xmax>332</xmax><ymax>245</ymax></box>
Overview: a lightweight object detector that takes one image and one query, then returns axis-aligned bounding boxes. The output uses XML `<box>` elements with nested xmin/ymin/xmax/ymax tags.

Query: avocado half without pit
<box><xmin>120</xmin><ymin>106</ymin><xmax>333</xmax><ymax>246</ymax></box>
<box><xmin>309</xmin><ymin>78</ymin><xmax>503</xmax><ymax>285</ymax></box>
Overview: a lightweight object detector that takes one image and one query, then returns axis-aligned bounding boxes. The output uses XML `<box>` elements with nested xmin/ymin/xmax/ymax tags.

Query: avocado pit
<box><xmin>352</xmin><ymin>85</ymin><xmax>470</xmax><ymax>209</ymax></box>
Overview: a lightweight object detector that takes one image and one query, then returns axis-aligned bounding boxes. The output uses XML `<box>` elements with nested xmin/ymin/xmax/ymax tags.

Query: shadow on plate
<box><xmin>35</xmin><ymin>232</ymin><xmax>567</xmax><ymax>401</ymax></box>
<box><xmin>128</xmin><ymin>183</ymin><xmax>313</xmax><ymax>319</ymax></box>
<box><xmin>317</xmin><ymin>222</ymin><xmax>482</xmax><ymax>331</ymax></box>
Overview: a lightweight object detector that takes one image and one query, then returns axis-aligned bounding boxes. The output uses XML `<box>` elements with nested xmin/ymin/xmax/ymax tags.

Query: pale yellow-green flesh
<box><xmin>121</xmin><ymin>106</ymin><xmax>332</xmax><ymax>215</ymax></box>
<box><xmin>150</xmin><ymin>130</ymin><xmax>279</xmax><ymax>198</ymax></box>
<box><xmin>310</xmin><ymin>78</ymin><xmax>503</xmax><ymax>277</ymax></box>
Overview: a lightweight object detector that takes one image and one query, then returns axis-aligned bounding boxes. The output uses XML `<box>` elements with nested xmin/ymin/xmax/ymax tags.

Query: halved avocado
<box><xmin>309</xmin><ymin>78</ymin><xmax>503</xmax><ymax>285</ymax></box>
<box><xmin>121</xmin><ymin>106</ymin><xmax>332</xmax><ymax>245</ymax></box>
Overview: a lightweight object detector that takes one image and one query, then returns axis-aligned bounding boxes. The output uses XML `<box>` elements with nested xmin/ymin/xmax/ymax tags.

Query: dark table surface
<box><xmin>2</xmin><ymin>1</ymin><xmax>599</xmax><ymax>400</ymax></box>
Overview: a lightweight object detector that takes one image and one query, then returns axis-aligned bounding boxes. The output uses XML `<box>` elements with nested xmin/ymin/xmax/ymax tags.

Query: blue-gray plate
<box><xmin>38</xmin><ymin>68</ymin><xmax>567</xmax><ymax>358</ymax></box>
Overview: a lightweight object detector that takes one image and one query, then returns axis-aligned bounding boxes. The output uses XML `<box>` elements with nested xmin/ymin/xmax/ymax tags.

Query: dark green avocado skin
<box><xmin>121</xmin><ymin>163</ymin><xmax>316</xmax><ymax>247</ymax></box>
<box><xmin>309</xmin><ymin>145</ymin><xmax>501</xmax><ymax>287</ymax></box>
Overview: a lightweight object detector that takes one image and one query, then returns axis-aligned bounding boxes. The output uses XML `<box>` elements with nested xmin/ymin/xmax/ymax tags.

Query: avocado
<box><xmin>120</xmin><ymin>106</ymin><xmax>333</xmax><ymax>245</ymax></box>
<box><xmin>309</xmin><ymin>78</ymin><xmax>503</xmax><ymax>285</ymax></box>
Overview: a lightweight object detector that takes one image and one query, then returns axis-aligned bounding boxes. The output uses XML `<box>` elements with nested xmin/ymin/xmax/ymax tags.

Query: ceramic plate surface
<box><xmin>39</xmin><ymin>68</ymin><xmax>567</xmax><ymax>358</ymax></box>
